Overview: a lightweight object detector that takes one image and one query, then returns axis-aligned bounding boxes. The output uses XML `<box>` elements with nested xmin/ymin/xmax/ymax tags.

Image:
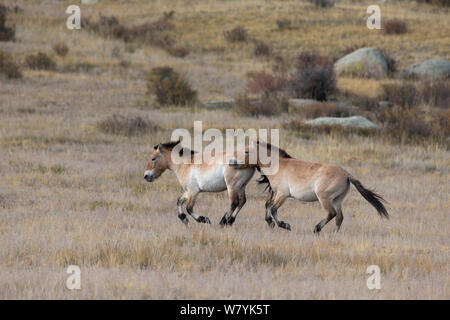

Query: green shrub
<box><xmin>0</xmin><ymin>50</ymin><xmax>22</xmax><ymax>79</ymax></box>
<box><xmin>147</xmin><ymin>67</ymin><xmax>197</xmax><ymax>106</ymax></box>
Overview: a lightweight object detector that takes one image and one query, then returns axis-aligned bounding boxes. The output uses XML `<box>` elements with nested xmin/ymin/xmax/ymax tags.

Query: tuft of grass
<box><xmin>224</xmin><ymin>26</ymin><xmax>248</xmax><ymax>43</ymax></box>
<box><xmin>97</xmin><ymin>114</ymin><xmax>159</xmax><ymax>136</ymax></box>
<box><xmin>0</xmin><ymin>4</ymin><xmax>15</xmax><ymax>41</ymax></box>
<box><xmin>0</xmin><ymin>50</ymin><xmax>22</xmax><ymax>79</ymax></box>
<box><xmin>307</xmin><ymin>0</ymin><xmax>335</xmax><ymax>8</ymax></box>
<box><xmin>253</xmin><ymin>41</ymin><xmax>271</xmax><ymax>57</ymax></box>
<box><xmin>25</xmin><ymin>52</ymin><xmax>56</xmax><ymax>70</ymax></box>
<box><xmin>52</xmin><ymin>42</ymin><xmax>69</xmax><ymax>57</ymax></box>
<box><xmin>383</xmin><ymin>19</ymin><xmax>408</xmax><ymax>35</ymax></box>
<box><xmin>276</xmin><ymin>19</ymin><xmax>292</xmax><ymax>31</ymax></box>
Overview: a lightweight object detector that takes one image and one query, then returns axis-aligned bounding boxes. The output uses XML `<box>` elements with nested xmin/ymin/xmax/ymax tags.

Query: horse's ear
<box><xmin>154</xmin><ymin>144</ymin><xmax>159</xmax><ymax>150</ymax></box>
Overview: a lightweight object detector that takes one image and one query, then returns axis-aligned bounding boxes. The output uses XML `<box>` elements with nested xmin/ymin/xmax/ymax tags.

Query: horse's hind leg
<box><xmin>186</xmin><ymin>192</ymin><xmax>211</xmax><ymax>224</ymax></box>
<box><xmin>314</xmin><ymin>195</ymin><xmax>337</xmax><ymax>234</ymax></box>
<box><xmin>219</xmin><ymin>190</ymin><xmax>239</xmax><ymax>227</ymax></box>
<box><xmin>226</xmin><ymin>189</ymin><xmax>246</xmax><ymax>226</ymax></box>
<box><xmin>268</xmin><ymin>192</ymin><xmax>290</xmax><ymax>231</ymax></box>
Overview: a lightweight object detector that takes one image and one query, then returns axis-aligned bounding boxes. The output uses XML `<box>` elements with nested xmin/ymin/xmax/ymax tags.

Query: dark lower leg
<box><xmin>314</xmin><ymin>211</ymin><xmax>336</xmax><ymax>234</ymax></box>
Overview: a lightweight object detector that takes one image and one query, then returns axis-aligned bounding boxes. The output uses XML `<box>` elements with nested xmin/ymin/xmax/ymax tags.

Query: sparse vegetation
<box><xmin>224</xmin><ymin>26</ymin><xmax>248</xmax><ymax>43</ymax></box>
<box><xmin>0</xmin><ymin>50</ymin><xmax>22</xmax><ymax>79</ymax></box>
<box><xmin>97</xmin><ymin>114</ymin><xmax>159</xmax><ymax>136</ymax></box>
<box><xmin>0</xmin><ymin>4</ymin><xmax>15</xmax><ymax>41</ymax></box>
<box><xmin>25</xmin><ymin>52</ymin><xmax>56</xmax><ymax>70</ymax></box>
<box><xmin>52</xmin><ymin>42</ymin><xmax>69</xmax><ymax>57</ymax></box>
<box><xmin>291</xmin><ymin>51</ymin><xmax>336</xmax><ymax>101</ymax></box>
<box><xmin>383</xmin><ymin>19</ymin><xmax>408</xmax><ymax>35</ymax></box>
<box><xmin>0</xmin><ymin>0</ymin><xmax>449</xmax><ymax>300</ymax></box>
<box><xmin>147</xmin><ymin>67</ymin><xmax>197</xmax><ymax>106</ymax></box>
<box><xmin>253</xmin><ymin>41</ymin><xmax>271</xmax><ymax>57</ymax></box>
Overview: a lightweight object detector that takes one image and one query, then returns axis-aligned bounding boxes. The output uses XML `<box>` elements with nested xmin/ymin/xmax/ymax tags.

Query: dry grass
<box><xmin>0</xmin><ymin>0</ymin><xmax>449</xmax><ymax>299</ymax></box>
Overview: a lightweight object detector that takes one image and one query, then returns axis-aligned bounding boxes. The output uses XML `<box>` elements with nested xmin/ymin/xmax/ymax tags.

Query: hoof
<box><xmin>197</xmin><ymin>216</ymin><xmax>211</xmax><ymax>224</ymax></box>
<box><xmin>226</xmin><ymin>216</ymin><xmax>235</xmax><ymax>226</ymax></box>
<box><xmin>219</xmin><ymin>216</ymin><xmax>227</xmax><ymax>227</ymax></box>
<box><xmin>279</xmin><ymin>221</ymin><xmax>291</xmax><ymax>231</ymax></box>
<box><xmin>266</xmin><ymin>218</ymin><xmax>276</xmax><ymax>229</ymax></box>
<box><xmin>178</xmin><ymin>213</ymin><xmax>189</xmax><ymax>225</ymax></box>
<box><xmin>313</xmin><ymin>225</ymin><xmax>321</xmax><ymax>234</ymax></box>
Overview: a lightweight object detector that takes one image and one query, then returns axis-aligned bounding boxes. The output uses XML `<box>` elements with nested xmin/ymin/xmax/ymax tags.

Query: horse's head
<box><xmin>144</xmin><ymin>140</ymin><xmax>180</xmax><ymax>182</ymax></box>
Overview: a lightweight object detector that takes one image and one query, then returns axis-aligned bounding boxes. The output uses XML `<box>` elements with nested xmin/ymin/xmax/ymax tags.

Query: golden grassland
<box><xmin>0</xmin><ymin>0</ymin><xmax>449</xmax><ymax>299</ymax></box>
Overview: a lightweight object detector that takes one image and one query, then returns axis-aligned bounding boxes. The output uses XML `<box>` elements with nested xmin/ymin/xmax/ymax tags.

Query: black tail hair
<box><xmin>349</xmin><ymin>178</ymin><xmax>389</xmax><ymax>219</ymax></box>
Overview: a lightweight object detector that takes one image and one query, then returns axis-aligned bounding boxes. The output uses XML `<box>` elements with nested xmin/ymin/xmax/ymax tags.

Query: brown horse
<box><xmin>230</xmin><ymin>141</ymin><xmax>388</xmax><ymax>233</ymax></box>
<box><xmin>144</xmin><ymin>140</ymin><xmax>255</xmax><ymax>226</ymax></box>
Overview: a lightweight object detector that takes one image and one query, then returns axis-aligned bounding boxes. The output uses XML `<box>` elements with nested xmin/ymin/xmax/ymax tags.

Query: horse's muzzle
<box><xmin>144</xmin><ymin>171</ymin><xmax>154</xmax><ymax>182</ymax></box>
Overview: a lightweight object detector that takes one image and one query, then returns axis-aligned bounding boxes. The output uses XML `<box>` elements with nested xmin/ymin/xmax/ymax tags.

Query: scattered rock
<box><xmin>398</xmin><ymin>59</ymin><xmax>450</xmax><ymax>80</ymax></box>
<box><xmin>306</xmin><ymin>116</ymin><xmax>380</xmax><ymax>129</ymax></box>
<box><xmin>202</xmin><ymin>99</ymin><xmax>235</xmax><ymax>109</ymax></box>
<box><xmin>334</xmin><ymin>47</ymin><xmax>388</xmax><ymax>79</ymax></box>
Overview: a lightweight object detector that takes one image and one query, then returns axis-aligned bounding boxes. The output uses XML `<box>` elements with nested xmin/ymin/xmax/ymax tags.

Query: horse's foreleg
<box><xmin>186</xmin><ymin>193</ymin><xmax>211</xmax><ymax>224</ymax></box>
<box><xmin>177</xmin><ymin>193</ymin><xmax>189</xmax><ymax>225</ymax></box>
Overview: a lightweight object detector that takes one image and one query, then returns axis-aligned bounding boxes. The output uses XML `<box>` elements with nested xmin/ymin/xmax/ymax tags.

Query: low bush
<box><xmin>97</xmin><ymin>114</ymin><xmax>159</xmax><ymax>136</ymax></box>
<box><xmin>25</xmin><ymin>52</ymin><xmax>56</xmax><ymax>70</ymax></box>
<box><xmin>307</xmin><ymin>0</ymin><xmax>335</xmax><ymax>8</ymax></box>
<box><xmin>276</xmin><ymin>19</ymin><xmax>292</xmax><ymax>31</ymax></box>
<box><xmin>53</xmin><ymin>42</ymin><xmax>69</xmax><ymax>57</ymax></box>
<box><xmin>0</xmin><ymin>50</ymin><xmax>22</xmax><ymax>79</ymax></box>
<box><xmin>147</xmin><ymin>67</ymin><xmax>197</xmax><ymax>106</ymax></box>
<box><xmin>224</xmin><ymin>26</ymin><xmax>248</xmax><ymax>43</ymax></box>
<box><xmin>383</xmin><ymin>19</ymin><xmax>407</xmax><ymax>35</ymax></box>
<box><xmin>291</xmin><ymin>52</ymin><xmax>336</xmax><ymax>101</ymax></box>
<box><xmin>0</xmin><ymin>4</ymin><xmax>15</xmax><ymax>41</ymax></box>
<box><xmin>253</xmin><ymin>41</ymin><xmax>271</xmax><ymax>57</ymax></box>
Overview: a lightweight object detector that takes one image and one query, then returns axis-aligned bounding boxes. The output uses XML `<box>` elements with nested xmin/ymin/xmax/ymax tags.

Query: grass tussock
<box><xmin>97</xmin><ymin>114</ymin><xmax>159</xmax><ymax>136</ymax></box>
<box><xmin>52</xmin><ymin>42</ymin><xmax>69</xmax><ymax>57</ymax></box>
<box><xmin>383</xmin><ymin>19</ymin><xmax>408</xmax><ymax>35</ymax></box>
<box><xmin>0</xmin><ymin>50</ymin><xmax>22</xmax><ymax>79</ymax></box>
<box><xmin>25</xmin><ymin>52</ymin><xmax>56</xmax><ymax>70</ymax></box>
<box><xmin>224</xmin><ymin>26</ymin><xmax>248</xmax><ymax>43</ymax></box>
<box><xmin>0</xmin><ymin>4</ymin><xmax>15</xmax><ymax>41</ymax></box>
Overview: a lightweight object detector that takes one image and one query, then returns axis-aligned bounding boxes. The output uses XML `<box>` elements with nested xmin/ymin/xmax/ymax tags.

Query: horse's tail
<box><xmin>349</xmin><ymin>178</ymin><xmax>389</xmax><ymax>219</ymax></box>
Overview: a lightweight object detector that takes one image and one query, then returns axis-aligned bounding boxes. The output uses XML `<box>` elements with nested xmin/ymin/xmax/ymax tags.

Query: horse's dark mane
<box><xmin>255</xmin><ymin>141</ymin><xmax>292</xmax><ymax>198</ymax></box>
<box><xmin>157</xmin><ymin>140</ymin><xmax>196</xmax><ymax>156</ymax></box>
<box><xmin>256</xmin><ymin>140</ymin><xmax>292</xmax><ymax>159</ymax></box>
